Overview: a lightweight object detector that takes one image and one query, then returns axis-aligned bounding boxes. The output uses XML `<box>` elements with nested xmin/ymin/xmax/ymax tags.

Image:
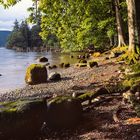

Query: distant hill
<box><xmin>0</xmin><ymin>31</ymin><xmax>11</xmax><ymax>47</ymax></box>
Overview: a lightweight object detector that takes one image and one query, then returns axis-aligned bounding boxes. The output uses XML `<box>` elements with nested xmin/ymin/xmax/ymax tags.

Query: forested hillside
<box><xmin>0</xmin><ymin>31</ymin><xmax>11</xmax><ymax>47</ymax></box>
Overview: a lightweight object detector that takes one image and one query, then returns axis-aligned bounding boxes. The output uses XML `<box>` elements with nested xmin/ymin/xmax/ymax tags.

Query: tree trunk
<box><xmin>126</xmin><ymin>0</ymin><xmax>136</xmax><ymax>52</ymax></box>
<box><xmin>134</xmin><ymin>0</ymin><xmax>140</xmax><ymax>48</ymax></box>
<box><xmin>115</xmin><ymin>0</ymin><xmax>126</xmax><ymax>47</ymax></box>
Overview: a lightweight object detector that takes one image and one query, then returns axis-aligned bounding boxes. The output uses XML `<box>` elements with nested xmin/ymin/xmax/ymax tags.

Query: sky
<box><xmin>0</xmin><ymin>0</ymin><xmax>33</xmax><ymax>31</ymax></box>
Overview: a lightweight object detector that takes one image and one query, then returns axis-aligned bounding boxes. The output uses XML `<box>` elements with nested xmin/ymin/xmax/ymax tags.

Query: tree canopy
<box><xmin>1</xmin><ymin>0</ymin><xmax>139</xmax><ymax>59</ymax></box>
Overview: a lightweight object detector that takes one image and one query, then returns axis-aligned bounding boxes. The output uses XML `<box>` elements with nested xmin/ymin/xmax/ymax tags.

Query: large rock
<box><xmin>25</xmin><ymin>64</ymin><xmax>48</xmax><ymax>85</ymax></box>
<box><xmin>0</xmin><ymin>99</ymin><xmax>47</xmax><ymax>140</ymax></box>
<box><xmin>48</xmin><ymin>72</ymin><xmax>61</xmax><ymax>81</ymax></box>
<box><xmin>46</xmin><ymin>96</ymin><xmax>83</xmax><ymax>128</ymax></box>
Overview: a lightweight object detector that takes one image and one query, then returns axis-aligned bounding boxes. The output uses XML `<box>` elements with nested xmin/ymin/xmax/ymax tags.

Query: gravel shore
<box><xmin>0</xmin><ymin>59</ymin><xmax>120</xmax><ymax>102</ymax></box>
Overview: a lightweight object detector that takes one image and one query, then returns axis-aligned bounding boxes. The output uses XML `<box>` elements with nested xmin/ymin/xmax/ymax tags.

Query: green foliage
<box><xmin>1</xmin><ymin>0</ymin><xmax>128</xmax><ymax>53</ymax></box>
<box><xmin>123</xmin><ymin>63</ymin><xmax>140</xmax><ymax>89</ymax></box>
<box><xmin>27</xmin><ymin>0</ymin><xmax>41</xmax><ymax>25</ymax></box>
<box><xmin>39</xmin><ymin>0</ymin><xmax>120</xmax><ymax>51</ymax></box>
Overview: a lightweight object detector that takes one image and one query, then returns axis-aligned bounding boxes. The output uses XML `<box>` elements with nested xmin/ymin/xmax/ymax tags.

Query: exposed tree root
<box><xmin>83</xmin><ymin>97</ymin><xmax>113</xmax><ymax>112</ymax></box>
<box><xmin>113</xmin><ymin>106</ymin><xmax>124</xmax><ymax>123</ymax></box>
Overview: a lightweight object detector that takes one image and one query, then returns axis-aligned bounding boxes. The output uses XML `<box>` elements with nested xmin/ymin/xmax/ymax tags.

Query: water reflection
<box><xmin>0</xmin><ymin>47</ymin><xmax>84</xmax><ymax>92</ymax></box>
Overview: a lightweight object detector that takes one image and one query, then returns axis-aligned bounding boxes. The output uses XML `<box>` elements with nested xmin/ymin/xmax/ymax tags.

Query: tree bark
<box><xmin>135</xmin><ymin>0</ymin><xmax>140</xmax><ymax>47</ymax></box>
<box><xmin>126</xmin><ymin>0</ymin><xmax>136</xmax><ymax>52</ymax></box>
<box><xmin>115</xmin><ymin>0</ymin><xmax>126</xmax><ymax>47</ymax></box>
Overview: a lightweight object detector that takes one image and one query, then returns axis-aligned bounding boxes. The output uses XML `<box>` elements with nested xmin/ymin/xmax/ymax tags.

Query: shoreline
<box><xmin>0</xmin><ymin>59</ymin><xmax>120</xmax><ymax>102</ymax></box>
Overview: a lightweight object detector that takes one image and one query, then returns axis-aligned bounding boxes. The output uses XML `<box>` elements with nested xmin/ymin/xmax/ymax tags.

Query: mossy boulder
<box><xmin>38</xmin><ymin>56</ymin><xmax>48</xmax><ymax>62</ymax></box>
<box><xmin>88</xmin><ymin>61</ymin><xmax>98</xmax><ymax>68</ymax></box>
<box><xmin>46</xmin><ymin>96</ymin><xmax>82</xmax><ymax>128</ymax></box>
<box><xmin>25</xmin><ymin>64</ymin><xmax>48</xmax><ymax>85</ymax></box>
<box><xmin>0</xmin><ymin>99</ymin><xmax>47</xmax><ymax>139</ymax></box>
<box><xmin>93</xmin><ymin>52</ymin><xmax>101</xmax><ymax>57</ymax></box>
<box><xmin>48</xmin><ymin>72</ymin><xmax>61</xmax><ymax>81</ymax></box>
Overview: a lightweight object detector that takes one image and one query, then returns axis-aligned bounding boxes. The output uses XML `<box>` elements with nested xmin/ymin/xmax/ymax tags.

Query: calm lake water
<box><xmin>0</xmin><ymin>47</ymin><xmax>81</xmax><ymax>92</ymax></box>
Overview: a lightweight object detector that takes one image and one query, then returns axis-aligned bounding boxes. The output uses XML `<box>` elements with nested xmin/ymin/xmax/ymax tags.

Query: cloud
<box><xmin>0</xmin><ymin>20</ymin><xmax>14</xmax><ymax>30</ymax></box>
<box><xmin>0</xmin><ymin>0</ymin><xmax>33</xmax><ymax>30</ymax></box>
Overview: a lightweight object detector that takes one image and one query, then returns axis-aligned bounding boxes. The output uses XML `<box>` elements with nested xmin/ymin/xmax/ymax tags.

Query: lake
<box><xmin>0</xmin><ymin>47</ymin><xmax>82</xmax><ymax>93</ymax></box>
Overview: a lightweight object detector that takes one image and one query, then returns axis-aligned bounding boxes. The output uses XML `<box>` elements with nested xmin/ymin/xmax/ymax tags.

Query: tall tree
<box><xmin>20</xmin><ymin>21</ymin><xmax>31</xmax><ymax>47</ymax></box>
<box><xmin>126</xmin><ymin>0</ymin><xmax>136</xmax><ymax>53</ymax></box>
<box><xmin>27</xmin><ymin>0</ymin><xmax>41</xmax><ymax>25</ymax></box>
<box><xmin>114</xmin><ymin>0</ymin><xmax>126</xmax><ymax>47</ymax></box>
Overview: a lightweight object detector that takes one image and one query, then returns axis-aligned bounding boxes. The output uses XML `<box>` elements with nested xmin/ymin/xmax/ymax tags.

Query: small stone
<box><xmin>64</xmin><ymin>63</ymin><xmax>70</xmax><ymax>68</ymax></box>
<box><xmin>38</xmin><ymin>56</ymin><xmax>48</xmax><ymax>62</ymax></box>
<box><xmin>48</xmin><ymin>72</ymin><xmax>61</xmax><ymax>81</ymax></box>
<box><xmin>135</xmin><ymin>92</ymin><xmax>140</xmax><ymax>97</ymax></box>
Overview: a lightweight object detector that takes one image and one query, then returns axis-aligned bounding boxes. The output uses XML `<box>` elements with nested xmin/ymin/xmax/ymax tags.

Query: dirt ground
<box><xmin>40</xmin><ymin>93</ymin><xmax>140</xmax><ymax>140</ymax></box>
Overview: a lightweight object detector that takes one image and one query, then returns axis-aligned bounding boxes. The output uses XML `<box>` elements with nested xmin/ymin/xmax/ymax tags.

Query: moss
<box><xmin>48</xmin><ymin>96</ymin><xmax>70</xmax><ymax>105</ymax></box>
<box><xmin>119</xmin><ymin>51</ymin><xmax>139</xmax><ymax>64</ymax></box>
<box><xmin>112</xmin><ymin>46</ymin><xmax>128</xmax><ymax>53</ymax></box>
<box><xmin>25</xmin><ymin>64</ymin><xmax>47</xmax><ymax>85</ymax></box>
<box><xmin>77</xmin><ymin>88</ymin><xmax>109</xmax><ymax>102</ymax></box>
<box><xmin>0</xmin><ymin>99</ymin><xmax>46</xmax><ymax>139</ymax></box>
<box><xmin>0</xmin><ymin>99</ymin><xmax>43</xmax><ymax>114</ymax></box>
<box><xmin>123</xmin><ymin>73</ymin><xmax>140</xmax><ymax>90</ymax></box>
<box><xmin>77</xmin><ymin>92</ymin><xmax>93</xmax><ymax>101</ymax></box>
<box><xmin>130</xmin><ymin>63</ymin><xmax>140</xmax><ymax>72</ymax></box>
